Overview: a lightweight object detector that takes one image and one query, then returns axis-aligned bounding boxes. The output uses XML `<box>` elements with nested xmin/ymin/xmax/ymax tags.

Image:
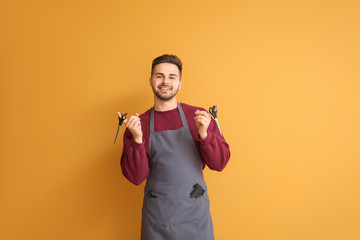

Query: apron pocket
<box><xmin>144</xmin><ymin>196</ymin><xmax>173</xmax><ymax>226</ymax></box>
<box><xmin>172</xmin><ymin>195</ymin><xmax>209</xmax><ymax>225</ymax></box>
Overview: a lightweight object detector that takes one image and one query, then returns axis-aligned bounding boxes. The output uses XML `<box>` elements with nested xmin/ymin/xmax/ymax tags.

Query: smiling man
<box><xmin>119</xmin><ymin>54</ymin><xmax>230</xmax><ymax>240</ymax></box>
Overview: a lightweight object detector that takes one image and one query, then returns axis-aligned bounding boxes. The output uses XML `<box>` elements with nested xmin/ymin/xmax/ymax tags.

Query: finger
<box><xmin>127</xmin><ymin>120</ymin><xmax>137</xmax><ymax>130</ymax></box>
<box><xmin>195</xmin><ymin>114</ymin><xmax>209</xmax><ymax>120</ymax></box>
<box><xmin>125</xmin><ymin>116</ymin><xmax>137</xmax><ymax>128</ymax></box>
<box><xmin>194</xmin><ymin>116</ymin><xmax>210</xmax><ymax>125</ymax></box>
<box><xmin>202</xmin><ymin>112</ymin><xmax>211</xmax><ymax>120</ymax></box>
<box><xmin>215</xmin><ymin>104</ymin><xmax>219</xmax><ymax>111</ymax></box>
<box><xmin>128</xmin><ymin>115</ymin><xmax>141</xmax><ymax>123</ymax></box>
<box><xmin>194</xmin><ymin>115</ymin><xmax>208</xmax><ymax>120</ymax></box>
<box><xmin>128</xmin><ymin>118</ymin><xmax>141</xmax><ymax>130</ymax></box>
<box><xmin>196</xmin><ymin>119</ymin><xmax>209</xmax><ymax>127</ymax></box>
<box><xmin>117</xmin><ymin>112</ymin><xmax>122</xmax><ymax>118</ymax></box>
<box><xmin>127</xmin><ymin>117</ymin><xmax>139</xmax><ymax>129</ymax></box>
<box><xmin>195</xmin><ymin>110</ymin><xmax>211</xmax><ymax>118</ymax></box>
<box><xmin>134</xmin><ymin>113</ymin><xmax>141</xmax><ymax>125</ymax></box>
<box><xmin>201</xmin><ymin>117</ymin><xmax>210</xmax><ymax>124</ymax></box>
<box><xmin>200</xmin><ymin>120</ymin><xmax>209</xmax><ymax>126</ymax></box>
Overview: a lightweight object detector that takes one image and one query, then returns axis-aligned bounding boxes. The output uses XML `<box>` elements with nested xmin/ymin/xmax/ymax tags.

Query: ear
<box><xmin>179</xmin><ymin>79</ymin><xmax>182</xmax><ymax>90</ymax></box>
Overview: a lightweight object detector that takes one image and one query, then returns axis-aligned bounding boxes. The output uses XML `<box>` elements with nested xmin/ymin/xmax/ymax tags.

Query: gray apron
<box><xmin>141</xmin><ymin>103</ymin><xmax>214</xmax><ymax>240</ymax></box>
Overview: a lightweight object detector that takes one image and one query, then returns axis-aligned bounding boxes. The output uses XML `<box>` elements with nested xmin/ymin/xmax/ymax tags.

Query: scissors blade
<box><xmin>114</xmin><ymin>113</ymin><xmax>127</xmax><ymax>144</ymax></box>
<box><xmin>114</xmin><ymin>123</ymin><xmax>121</xmax><ymax>143</ymax></box>
<box><xmin>214</xmin><ymin>118</ymin><xmax>222</xmax><ymax>136</ymax></box>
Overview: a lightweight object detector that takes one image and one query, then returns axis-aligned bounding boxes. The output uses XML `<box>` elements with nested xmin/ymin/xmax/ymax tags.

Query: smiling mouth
<box><xmin>158</xmin><ymin>86</ymin><xmax>171</xmax><ymax>91</ymax></box>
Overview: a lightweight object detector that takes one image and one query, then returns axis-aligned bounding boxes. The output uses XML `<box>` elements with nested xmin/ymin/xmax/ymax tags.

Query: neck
<box><xmin>154</xmin><ymin>97</ymin><xmax>178</xmax><ymax>111</ymax></box>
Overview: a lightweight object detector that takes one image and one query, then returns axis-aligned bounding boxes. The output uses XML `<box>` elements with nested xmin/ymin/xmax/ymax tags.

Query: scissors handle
<box><xmin>119</xmin><ymin>113</ymin><xmax>127</xmax><ymax>125</ymax></box>
<box><xmin>209</xmin><ymin>106</ymin><xmax>217</xmax><ymax>118</ymax></box>
<box><xmin>209</xmin><ymin>105</ymin><xmax>222</xmax><ymax>136</ymax></box>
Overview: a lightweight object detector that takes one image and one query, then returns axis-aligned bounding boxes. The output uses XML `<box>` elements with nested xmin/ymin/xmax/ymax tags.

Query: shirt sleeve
<box><xmin>197</xmin><ymin>117</ymin><xmax>230</xmax><ymax>171</ymax></box>
<box><xmin>120</xmin><ymin>128</ymin><xmax>149</xmax><ymax>185</ymax></box>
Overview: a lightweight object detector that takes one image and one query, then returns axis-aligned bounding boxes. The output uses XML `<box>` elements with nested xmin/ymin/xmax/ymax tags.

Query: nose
<box><xmin>162</xmin><ymin>76</ymin><xmax>170</xmax><ymax>84</ymax></box>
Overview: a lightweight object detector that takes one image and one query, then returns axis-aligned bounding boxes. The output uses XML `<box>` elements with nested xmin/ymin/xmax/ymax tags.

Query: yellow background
<box><xmin>1</xmin><ymin>0</ymin><xmax>359</xmax><ymax>239</ymax></box>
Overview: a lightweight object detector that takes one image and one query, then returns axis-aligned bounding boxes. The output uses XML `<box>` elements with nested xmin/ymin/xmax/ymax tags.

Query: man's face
<box><xmin>150</xmin><ymin>63</ymin><xmax>182</xmax><ymax>101</ymax></box>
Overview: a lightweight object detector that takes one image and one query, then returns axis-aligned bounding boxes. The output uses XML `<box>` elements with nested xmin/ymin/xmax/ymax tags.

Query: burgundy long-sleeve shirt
<box><xmin>120</xmin><ymin>102</ymin><xmax>230</xmax><ymax>185</ymax></box>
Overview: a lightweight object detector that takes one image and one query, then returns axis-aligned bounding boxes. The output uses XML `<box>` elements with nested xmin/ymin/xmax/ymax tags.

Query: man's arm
<box><xmin>120</xmin><ymin>113</ymin><xmax>149</xmax><ymax>185</ymax></box>
<box><xmin>194</xmin><ymin>108</ymin><xmax>230</xmax><ymax>171</ymax></box>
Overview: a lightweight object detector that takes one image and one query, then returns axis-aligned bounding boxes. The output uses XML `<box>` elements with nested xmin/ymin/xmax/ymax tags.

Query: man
<box><xmin>119</xmin><ymin>54</ymin><xmax>230</xmax><ymax>240</ymax></box>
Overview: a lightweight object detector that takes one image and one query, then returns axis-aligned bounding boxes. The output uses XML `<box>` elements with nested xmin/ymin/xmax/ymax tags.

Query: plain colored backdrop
<box><xmin>1</xmin><ymin>0</ymin><xmax>359</xmax><ymax>239</ymax></box>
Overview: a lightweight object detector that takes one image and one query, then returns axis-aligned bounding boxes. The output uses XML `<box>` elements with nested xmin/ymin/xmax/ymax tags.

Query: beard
<box><xmin>151</xmin><ymin>84</ymin><xmax>181</xmax><ymax>101</ymax></box>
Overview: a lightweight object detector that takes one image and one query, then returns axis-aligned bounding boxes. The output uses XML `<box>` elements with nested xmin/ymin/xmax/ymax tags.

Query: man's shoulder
<box><xmin>180</xmin><ymin>102</ymin><xmax>207</xmax><ymax>112</ymax></box>
<box><xmin>139</xmin><ymin>108</ymin><xmax>152</xmax><ymax>121</ymax></box>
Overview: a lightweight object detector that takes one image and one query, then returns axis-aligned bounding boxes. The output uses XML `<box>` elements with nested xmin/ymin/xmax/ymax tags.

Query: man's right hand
<box><xmin>117</xmin><ymin>112</ymin><xmax>143</xmax><ymax>144</ymax></box>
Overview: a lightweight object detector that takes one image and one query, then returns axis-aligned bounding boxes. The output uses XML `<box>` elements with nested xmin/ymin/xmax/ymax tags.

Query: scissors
<box><xmin>209</xmin><ymin>105</ymin><xmax>222</xmax><ymax>136</ymax></box>
<box><xmin>114</xmin><ymin>113</ymin><xmax>127</xmax><ymax>143</ymax></box>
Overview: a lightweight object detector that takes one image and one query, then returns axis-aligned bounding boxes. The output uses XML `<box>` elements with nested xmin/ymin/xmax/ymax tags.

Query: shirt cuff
<box><xmin>198</xmin><ymin>131</ymin><xmax>214</xmax><ymax>146</ymax></box>
<box><xmin>128</xmin><ymin>139</ymin><xmax>146</xmax><ymax>151</ymax></box>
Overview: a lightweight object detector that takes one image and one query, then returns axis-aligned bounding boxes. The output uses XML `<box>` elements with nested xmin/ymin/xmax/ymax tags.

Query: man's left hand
<box><xmin>194</xmin><ymin>110</ymin><xmax>211</xmax><ymax>140</ymax></box>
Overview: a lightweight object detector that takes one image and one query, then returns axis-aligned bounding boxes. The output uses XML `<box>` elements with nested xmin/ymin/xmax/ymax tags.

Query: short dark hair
<box><xmin>151</xmin><ymin>54</ymin><xmax>182</xmax><ymax>77</ymax></box>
